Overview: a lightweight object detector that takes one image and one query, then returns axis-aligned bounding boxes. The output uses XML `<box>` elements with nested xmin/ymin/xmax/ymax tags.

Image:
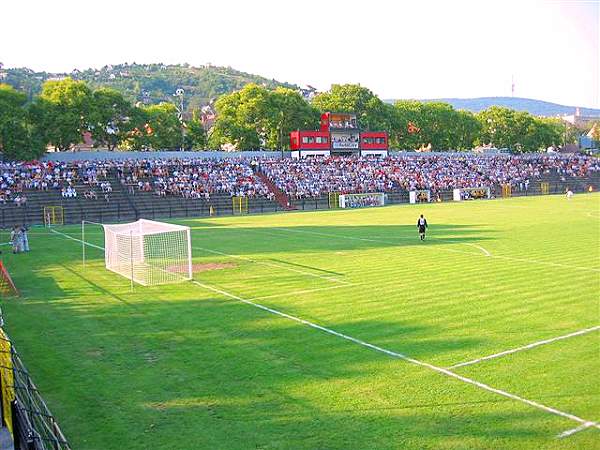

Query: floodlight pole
<box><xmin>174</xmin><ymin>88</ymin><xmax>185</xmax><ymax>151</ymax></box>
<box><xmin>180</xmin><ymin>94</ymin><xmax>185</xmax><ymax>151</ymax></box>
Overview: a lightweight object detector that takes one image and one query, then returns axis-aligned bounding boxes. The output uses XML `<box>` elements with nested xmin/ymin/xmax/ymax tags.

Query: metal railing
<box><xmin>0</xmin><ymin>310</ymin><xmax>71</xmax><ymax>450</ymax></box>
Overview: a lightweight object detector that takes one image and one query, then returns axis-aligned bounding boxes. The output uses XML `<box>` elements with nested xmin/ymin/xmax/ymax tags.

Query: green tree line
<box><xmin>1</xmin><ymin>78</ymin><xmax>207</xmax><ymax>159</ymax></box>
<box><xmin>0</xmin><ymin>79</ymin><xmax>585</xmax><ymax>161</ymax></box>
<box><xmin>208</xmin><ymin>83</ymin><xmax>576</xmax><ymax>153</ymax></box>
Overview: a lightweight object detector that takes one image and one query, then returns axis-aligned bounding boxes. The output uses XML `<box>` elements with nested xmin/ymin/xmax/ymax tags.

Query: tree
<box><xmin>312</xmin><ymin>84</ymin><xmax>391</xmax><ymax>131</ymax></box>
<box><xmin>392</xmin><ymin>101</ymin><xmax>480</xmax><ymax>150</ymax></box>
<box><xmin>477</xmin><ymin>107</ymin><xmax>562</xmax><ymax>152</ymax></box>
<box><xmin>209</xmin><ymin>115</ymin><xmax>261</xmax><ymax>150</ymax></box>
<box><xmin>209</xmin><ymin>84</ymin><xmax>319</xmax><ymax>150</ymax></box>
<box><xmin>89</xmin><ymin>88</ymin><xmax>134</xmax><ymax>150</ymax></box>
<box><xmin>209</xmin><ymin>85</ymin><xmax>264</xmax><ymax>149</ymax></box>
<box><xmin>0</xmin><ymin>84</ymin><xmax>46</xmax><ymax>160</ymax></box>
<box><xmin>118</xmin><ymin>106</ymin><xmax>151</xmax><ymax>150</ymax></box>
<box><xmin>391</xmin><ymin>100</ymin><xmax>424</xmax><ymax>149</ymax></box>
<box><xmin>118</xmin><ymin>103</ymin><xmax>181</xmax><ymax>150</ymax></box>
<box><xmin>144</xmin><ymin>103</ymin><xmax>182</xmax><ymax>150</ymax></box>
<box><xmin>477</xmin><ymin>106</ymin><xmax>524</xmax><ymax>151</ymax></box>
<box><xmin>38</xmin><ymin>78</ymin><xmax>93</xmax><ymax>150</ymax></box>
<box><xmin>454</xmin><ymin>110</ymin><xmax>482</xmax><ymax>150</ymax></box>
<box><xmin>267</xmin><ymin>87</ymin><xmax>319</xmax><ymax>149</ymax></box>
<box><xmin>185</xmin><ymin>111</ymin><xmax>207</xmax><ymax>149</ymax></box>
<box><xmin>522</xmin><ymin>117</ymin><xmax>563</xmax><ymax>151</ymax></box>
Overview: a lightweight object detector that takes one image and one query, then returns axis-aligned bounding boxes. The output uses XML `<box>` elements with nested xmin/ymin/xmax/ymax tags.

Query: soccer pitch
<box><xmin>2</xmin><ymin>194</ymin><xmax>599</xmax><ymax>450</ymax></box>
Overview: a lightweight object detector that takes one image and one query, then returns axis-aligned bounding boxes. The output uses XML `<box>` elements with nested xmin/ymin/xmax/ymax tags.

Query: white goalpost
<box><xmin>85</xmin><ymin>219</ymin><xmax>192</xmax><ymax>287</ymax></box>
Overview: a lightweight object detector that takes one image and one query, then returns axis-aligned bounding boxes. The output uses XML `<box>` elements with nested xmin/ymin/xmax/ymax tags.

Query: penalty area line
<box><xmin>558</xmin><ymin>422</ymin><xmax>596</xmax><ymax>438</ymax></box>
<box><xmin>448</xmin><ymin>325</ymin><xmax>600</xmax><ymax>369</ymax></box>
<box><xmin>461</xmin><ymin>243</ymin><xmax>491</xmax><ymax>257</ymax></box>
<box><xmin>188</xmin><ymin>279</ymin><xmax>600</xmax><ymax>436</ymax></box>
<box><xmin>192</xmin><ymin>245</ymin><xmax>352</xmax><ymax>286</ymax></box>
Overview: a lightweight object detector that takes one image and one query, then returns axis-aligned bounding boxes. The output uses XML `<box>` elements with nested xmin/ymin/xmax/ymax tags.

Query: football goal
<box><xmin>339</xmin><ymin>193</ymin><xmax>385</xmax><ymax>209</ymax></box>
<box><xmin>95</xmin><ymin>219</ymin><xmax>192</xmax><ymax>286</ymax></box>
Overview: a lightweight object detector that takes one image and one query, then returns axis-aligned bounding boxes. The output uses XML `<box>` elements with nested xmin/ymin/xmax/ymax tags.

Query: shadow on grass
<box><xmin>60</xmin><ymin>223</ymin><xmax>495</xmax><ymax>266</ymax></box>
<box><xmin>3</xmin><ymin>223</ymin><xmax>552</xmax><ymax>450</ymax></box>
<box><xmin>3</xmin><ymin>292</ymin><xmax>560</xmax><ymax>450</ymax></box>
<box><xmin>191</xmin><ymin>223</ymin><xmax>495</xmax><ymax>257</ymax></box>
<box><xmin>60</xmin><ymin>264</ymin><xmax>136</xmax><ymax>308</ymax></box>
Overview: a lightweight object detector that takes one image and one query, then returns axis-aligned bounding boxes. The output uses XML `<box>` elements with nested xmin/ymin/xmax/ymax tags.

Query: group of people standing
<box><xmin>9</xmin><ymin>225</ymin><xmax>29</xmax><ymax>254</ymax></box>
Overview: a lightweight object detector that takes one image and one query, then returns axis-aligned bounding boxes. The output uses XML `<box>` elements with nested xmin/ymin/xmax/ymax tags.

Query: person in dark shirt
<box><xmin>417</xmin><ymin>214</ymin><xmax>428</xmax><ymax>241</ymax></box>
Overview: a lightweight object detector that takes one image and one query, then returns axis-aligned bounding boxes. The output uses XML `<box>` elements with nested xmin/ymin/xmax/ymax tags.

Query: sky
<box><xmin>2</xmin><ymin>0</ymin><xmax>599</xmax><ymax>108</ymax></box>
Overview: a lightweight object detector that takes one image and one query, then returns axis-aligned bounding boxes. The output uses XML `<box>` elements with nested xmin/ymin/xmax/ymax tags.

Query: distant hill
<box><xmin>4</xmin><ymin>63</ymin><xmax>599</xmax><ymax>119</ymax></box>
<box><xmin>385</xmin><ymin>97</ymin><xmax>600</xmax><ymax>117</ymax></box>
<box><xmin>0</xmin><ymin>63</ymin><xmax>298</xmax><ymax>111</ymax></box>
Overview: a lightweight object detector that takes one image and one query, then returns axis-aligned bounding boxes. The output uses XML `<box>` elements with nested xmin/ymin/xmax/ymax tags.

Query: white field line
<box><xmin>370</xmin><ymin>236</ymin><xmax>491</xmax><ymax>257</ymax></box>
<box><xmin>189</xmin><ymin>278</ymin><xmax>600</xmax><ymax>435</ymax></box>
<box><xmin>249</xmin><ymin>283</ymin><xmax>360</xmax><ymax>301</ymax></box>
<box><xmin>274</xmin><ymin>227</ymin><xmax>600</xmax><ymax>273</ymax></box>
<box><xmin>271</xmin><ymin>227</ymin><xmax>487</xmax><ymax>255</ymax></box>
<box><xmin>50</xmin><ymin>229</ymin><xmax>104</xmax><ymax>250</ymax></box>
<box><xmin>462</xmin><ymin>243</ymin><xmax>491</xmax><ymax>257</ymax></box>
<box><xmin>557</xmin><ymin>422</ymin><xmax>596</xmax><ymax>438</ymax></box>
<box><xmin>448</xmin><ymin>325</ymin><xmax>600</xmax><ymax>370</ymax></box>
<box><xmin>192</xmin><ymin>245</ymin><xmax>351</xmax><ymax>286</ymax></box>
<box><xmin>51</xmin><ymin>228</ymin><xmax>600</xmax><ymax>436</ymax></box>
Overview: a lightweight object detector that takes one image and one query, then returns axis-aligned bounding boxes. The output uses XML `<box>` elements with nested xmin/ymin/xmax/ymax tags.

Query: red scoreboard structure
<box><xmin>290</xmin><ymin>112</ymin><xmax>388</xmax><ymax>158</ymax></box>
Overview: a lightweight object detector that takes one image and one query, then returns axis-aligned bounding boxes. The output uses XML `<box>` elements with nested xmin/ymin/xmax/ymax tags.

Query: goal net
<box><xmin>339</xmin><ymin>193</ymin><xmax>385</xmax><ymax>209</ymax></box>
<box><xmin>102</xmin><ymin>219</ymin><xmax>192</xmax><ymax>286</ymax></box>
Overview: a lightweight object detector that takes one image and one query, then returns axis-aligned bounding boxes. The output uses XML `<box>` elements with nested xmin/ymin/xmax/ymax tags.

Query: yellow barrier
<box><xmin>0</xmin><ymin>330</ymin><xmax>14</xmax><ymax>434</ymax></box>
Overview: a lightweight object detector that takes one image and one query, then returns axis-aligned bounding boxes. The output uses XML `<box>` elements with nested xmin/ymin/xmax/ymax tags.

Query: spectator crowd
<box><xmin>259</xmin><ymin>154</ymin><xmax>600</xmax><ymax>198</ymax></box>
<box><xmin>0</xmin><ymin>154</ymin><xmax>597</xmax><ymax>207</ymax></box>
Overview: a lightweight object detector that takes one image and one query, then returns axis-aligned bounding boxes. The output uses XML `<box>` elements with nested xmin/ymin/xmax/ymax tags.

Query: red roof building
<box><xmin>290</xmin><ymin>112</ymin><xmax>388</xmax><ymax>158</ymax></box>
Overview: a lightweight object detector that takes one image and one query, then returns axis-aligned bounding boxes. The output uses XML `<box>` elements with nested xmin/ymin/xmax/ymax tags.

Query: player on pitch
<box><xmin>417</xmin><ymin>214</ymin><xmax>428</xmax><ymax>241</ymax></box>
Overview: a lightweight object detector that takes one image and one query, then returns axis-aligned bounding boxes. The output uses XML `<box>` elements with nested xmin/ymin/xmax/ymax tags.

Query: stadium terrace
<box><xmin>0</xmin><ymin>152</ymin><xmax>598</xmax><ymax>227</ymax></box>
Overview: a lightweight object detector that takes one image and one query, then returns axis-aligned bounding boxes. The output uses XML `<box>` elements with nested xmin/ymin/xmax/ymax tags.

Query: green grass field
<box><xmin>2</xmin><ymin>194</ymin><xmax>599</xmax><ymax>450</ymax></box>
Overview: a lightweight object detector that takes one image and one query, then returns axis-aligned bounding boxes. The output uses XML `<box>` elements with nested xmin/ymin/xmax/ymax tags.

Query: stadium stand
<box><xmin>0</xmin><ymin>154</ymin><xmax>597</xmax><ymax>227</ymax></box>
